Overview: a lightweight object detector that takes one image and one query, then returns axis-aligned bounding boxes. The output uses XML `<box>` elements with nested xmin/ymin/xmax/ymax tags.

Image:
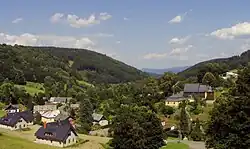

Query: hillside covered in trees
<box><xmin>0</xmin><ymin>44</ymin><xmax>147</xmax><ymax>84</ymax></box>
<box><xmin>178</xmin><ymin>50</ymin><xmax>250</xmax><ymax>79</ymax></box>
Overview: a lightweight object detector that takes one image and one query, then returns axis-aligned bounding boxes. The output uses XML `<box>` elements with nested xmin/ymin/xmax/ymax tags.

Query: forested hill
<box><xmin>0</xmin><ymin>44</ymin><xmax>147</xmax><ymax>84</ymax></box>
<box><xmin>178</xmin><ymin>50</ymin><xmax>250</xmax><ymax>78</ymax></box>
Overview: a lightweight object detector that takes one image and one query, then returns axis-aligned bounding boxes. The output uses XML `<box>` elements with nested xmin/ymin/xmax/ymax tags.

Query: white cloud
<box><xmin>51</xmin><ymin>12</ymin><xmax>112</xmax><ymax>28</ymax></box>
<box><xmin>50</xmin><ymin>13</ymin><xmax>64</xmax><ymax>23</ymax></box>
<box><xmin>169</xmin><ymin>36</ymin><xmax>190</xmax><ymax>44</ymax></box>
<box><xmin>124</xmin><ymin>17</ymin><xmax>129</xmax><ymax>21</ymax></box>
<box><xmin>116</xmin><ymin>41</ymin><xmax>121</xmax><ymax>44</ymax></box>
<box><xmin>169</xmin><ymin>15</ymin><xmax>182</xmax><ymax>24</ymax></box>
<box><xmin>143</xmin><ymin>53</ymin><xmax>167</xmax><ymax>60</ymax></box>
<box><xmin>93</xmin><ymin>33</ymin><xmax>114</xmax><ymax>37</ymax></box>
<box><xmin>0</xmin><ymin>32</ymin><xmax>95</xmax><ymax>50</ymax></box>
<box><xmin>211</xmin><ymin>22</ymin><xmax>250</xmax><ymax>39</ymax></box>
<box><xmin>168</xmin><ymin>10</ymin><xmax>191</xmax><ymax>24</ymax></box>
<box><xmin>99</xmin><ymin>12</ymin><xmax>112</xmax><ymax>20</ymax></box>
<box><xmin>12</xmin><ymin>18</ymin><xmax>23</xmax><ymax>24</ymax></box>
<box><xmin>170</xmin><ymin>45</ymin><xmax>193</xmax><ymax>56</ymax></box>
<box><xmin>67</xmin><ymin>14</ymin><xmax>100</xmax><ymax>28</ymax></box>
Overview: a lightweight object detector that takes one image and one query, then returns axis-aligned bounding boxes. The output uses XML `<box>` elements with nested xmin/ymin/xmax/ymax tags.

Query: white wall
<box><xmin>0</xmin><ymin>118</ymin><xmax>29</xmax><ymax>130</ymax></box>
<box><xmin>35</xmin><ymin>130</ymin><xmax>77</xmax><ymax>147</ymax></box>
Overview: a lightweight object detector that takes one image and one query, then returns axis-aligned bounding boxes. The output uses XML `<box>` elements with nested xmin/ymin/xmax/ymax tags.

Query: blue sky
<box><xmin>1</xmin><ymin>0</ymin><xmax>250</xmax><ymax>69</ymax></box>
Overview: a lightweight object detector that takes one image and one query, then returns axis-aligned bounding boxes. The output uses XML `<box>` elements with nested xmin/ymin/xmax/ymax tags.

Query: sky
<box><xmin>1</xmin><ymin>0</ymin><xmax>250</xmax><ymax>69</ymax></box>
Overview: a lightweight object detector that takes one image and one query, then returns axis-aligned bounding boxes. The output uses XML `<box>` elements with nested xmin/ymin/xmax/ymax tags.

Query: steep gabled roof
<box><xmin>184</xmin><ymin>84</ymin><xmax>211</xmax><ymax>93</ymax></box>
<box><xmin>92</xmin><ymin>113</ymin><xmax>103</xmax><ymax>121</ymax></box>
<box><xmin>166</xmin><ymin>91</ymin><xmax>187</xmax><ymax>102</ymax></box>
<box><xmin>4</xmin><ymin>104</ymin><xmax>19</xmax><ymax>110</ymax></box>
<box><xmin>35</xmin><ymin>119</ymin><xmax>78</xmax><ymax>142</ymax></box>
<box><xmin>0</xmin><ymin>110</ymin><xmax>33</xmax><ymax>126</ymax></box>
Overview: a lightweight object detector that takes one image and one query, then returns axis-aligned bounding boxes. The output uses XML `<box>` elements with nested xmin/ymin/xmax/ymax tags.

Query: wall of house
<box><xmin>41</xmin><ymin>117</ymin><xmax>55</xmax><ymax>123</ymax></box>
<box><xmin>0</xmin><ymin>124</ymin><xmax>15</xmax><ymax>130</ymax></box>
<box><xmin>165</xmin><ymin>101</ymin><xmax>180</xmax><ymax>107</ymax></box>
<box><xmin>65</xmin><ymin>131</ymin><xmax>77</xmax><ymax>146</ymax></box>
<box><xmin>35</xmin><ymin>131</ymin><xmax>77</xmax><ymax>147</ymax></box>
<box><xmin>35</xmin><ymin>139</ymin><xmax>64</xmax><ymax>147</ymax></box>
<box><xmin>0</xmin><ymin>118</ymin><xmax>28</xmax><ymax>130</ymax></box>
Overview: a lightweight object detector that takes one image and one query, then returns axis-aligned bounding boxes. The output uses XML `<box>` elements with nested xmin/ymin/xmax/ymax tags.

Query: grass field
<box><xmin>15</xmin><ymin>82</ymin><xmax>44</xmax><ymax>95</ymax></box>
<box><xmin>0</xmin><ymin>125</ymin><xmax>111</xmax><ymax>149</ymax></box>
<box><xmin>0</xmin><ymin>110</ymin><xmax>6</xmax><ymax>117</ymax></box>
<box><xmin>161</xmin><ymin>142</ymin><xmax>189</xmax><ymax>149</ymax></box>
<box><xmin>0</xmin><ymin>134</ymin><xmax>59</xmax><ymax>149</ymax></box>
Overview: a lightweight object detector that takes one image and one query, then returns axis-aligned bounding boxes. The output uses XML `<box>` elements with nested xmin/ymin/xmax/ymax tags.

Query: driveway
<box><xmin>183</xmin><ymin>141</ymin><xmax>205</xmax><ymax>149</ymax></box>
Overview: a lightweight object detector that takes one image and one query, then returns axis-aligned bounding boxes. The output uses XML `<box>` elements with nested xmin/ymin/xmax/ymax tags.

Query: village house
<box><xmin>0</xmin><ymin>110</ymin><xmax>33</xmax><ymax>130</ymax></box>
<box><xmin>33</xmin><ymin>104</ymin><xmax>57</xmax><ymax>114</ymax></box>
<box><xmin>92</xmin><ymin>113</ymin><xmax>109</xmax><ymax>127</ymax></box>
<box><xmin>35</xmin><ymin>119</ymin><xmax>78</xmax><ymax>147</ymax></box>
<box><xmin>165</xmin><ymin>91</ymin><xmax>192</xmax><ymax>107</ymax></box>
<box><xmin>4</xmin><ymin>104</ymin><xmax>19</xmax><ymax>113</ymax></box>
<box><xmin>183</xmin><ymin>83</ymin><xmax>214</xmax><ymax>100</ymax></box>
<box><xmin>41</xmin><ymin>110</ymin><xmax>61</xmax><ymax>123</ymax></box>
<box><xmin>222</xmin><ymin>71</ymin><xmax>238</xmax><ymax>80</ymax></box>
<box><xmin>165</xmin><ymin>83</ymin><xmax>215</xmax><ymax>106</ymax></box>
<box><xmin>49</xmin><ymin>97</ymin><xmax>72</xmax><ymax>104</ymax></box>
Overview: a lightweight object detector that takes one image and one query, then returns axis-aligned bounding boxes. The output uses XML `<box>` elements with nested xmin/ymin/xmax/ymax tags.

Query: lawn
<box><xmin>0</xmin><ymin>110</ymin><xmax>6</xmax><ymax>117</ymax></box>
<box><xmin>15</xmin><ymin>82</ymin><xmax>44</xmax><ymax>95</ymax></box>
<box><xmin>161</xmin><ymin>142</ymin><xmax>189</xmax><ymax>149</ymax></box>
<box><xmin>0</xmin><ymin>125</ymin><xmax>111</xmax><ymax>149</ymax></box>
<box><xmin>0</xmin><ymin>134</ymin><xmax>59</xmax><ymax>149</ymax></box>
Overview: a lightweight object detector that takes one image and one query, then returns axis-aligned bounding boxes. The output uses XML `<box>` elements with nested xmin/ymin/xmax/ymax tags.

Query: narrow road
<box><xmin>183</xmin><ymin>141</ymin><xmax>205</xmax><ymax>149</ymax></box>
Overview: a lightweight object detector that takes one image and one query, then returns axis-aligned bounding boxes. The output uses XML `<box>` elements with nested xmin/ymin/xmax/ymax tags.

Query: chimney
<box><xmin>44</xmin><ymin>121</ymin><xmax>47</xmax><ymax>129</ymax></box>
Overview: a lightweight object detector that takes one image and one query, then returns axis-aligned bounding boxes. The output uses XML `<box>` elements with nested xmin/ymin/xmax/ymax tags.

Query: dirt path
<box><xmin>183</xmin><ymin>141</ymin><xmax>206</xmax><ymax>149</ymax></box>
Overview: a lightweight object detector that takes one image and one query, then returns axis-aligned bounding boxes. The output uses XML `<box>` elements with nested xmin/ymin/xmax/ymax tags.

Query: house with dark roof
<box><xmin>92</xmin><ymin>113</ymin><xmax>109</xmax><ymax>126</ymax></box>
<box><xmin>183</xmin><ymin>83</ymin><xmax>214</xmax><ymax>100</ymax></box>
<box><xmin>4</xmin><ymin>104</ymin><xmax>19</xmax><ymax>113</ymax></box>
<box><xmin>165</xmin><ymin>91</ymin><xmax>194</xmax><ymax>107</ymax></box>
<box><xmin>35</xmin><ymin>119</ymin><xmax>78</xmax><ymax>147</ymax></box>
<box><xmin>0</xmin><ymin>110</ymin><xmax>33</xmax><ymax>130</ymax></box>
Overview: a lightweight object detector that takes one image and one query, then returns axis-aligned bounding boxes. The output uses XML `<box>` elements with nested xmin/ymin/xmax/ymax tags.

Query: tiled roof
<box><xmin>0</xmin><ymin>110</ymin><xmax>33</xmax><ymax>127</ymax></box>
<box><xmin>184</xmin><ymin>84</ymin><xmax>211</xmax><ymax>93</ymax></box>
<box><xmin>49</xmin><ymin>97</ymin><xmax>72</xmax><ymax>103</ymax></box>
<box><xmin>41</xmin><ymin>110</ymin><xmax>60</xmax><ymax>119</ymax></box>
<box><xmin>35</xmin><ymin>119</ymin><xmax>78</xmax><ymax>142</ymax></box>
<box><xmin>166</xmin><ymin>91</ymin><xmax>187</xmax><ymax>102</ymax></box>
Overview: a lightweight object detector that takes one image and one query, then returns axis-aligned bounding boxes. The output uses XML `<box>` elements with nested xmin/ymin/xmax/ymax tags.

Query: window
<box><xmin>68</xmin><ymin>139</ymin><xmax>70</xmax><ymax>144</ymax></box>
<box><xmin>18</xmin><ymin>119</ymin><xmax>22</xmax><ymax>122</ymax></box>
<box><xmin>51</xmin><ymin>140</ymin><xmax>52</xmax><ymax>143</ymax></box>
<box><xmin>72</xmin><ymin>138</ymin><xmax>74</xmax><ymax>142</ymax></box>
<box><xmin>23</xmin><ymin>124</ymin><xmax>25</xmax><ymax>127</ymax></box>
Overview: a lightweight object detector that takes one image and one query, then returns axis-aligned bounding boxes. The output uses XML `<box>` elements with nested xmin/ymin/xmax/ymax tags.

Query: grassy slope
<box><xmin>161</xmin><ymin>143</ymin><xmax>189</xmax><ymax>149</ymax></box>
<box><xmin>15</xmin><ymin>82</ymin><xmax>44</xmax><ymax>95</ymax></box>
<box><xmin>0</xmin><ymin>125</ymin><xmax>111</xmax><ymax>149</ymax></box>
<box><xmin>0</xmin><ymin>110</ymin><xmax>5</xmax><ymax>117</ymax></box>
<box><xmin>0</xmin><ymin>134</ymin><xmax>59</xmax><ymax>149</ymax></box>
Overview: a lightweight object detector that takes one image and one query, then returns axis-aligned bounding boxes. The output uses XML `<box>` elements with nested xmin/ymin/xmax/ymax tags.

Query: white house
<box><xmin>35</xmin><ymin>119</ymin><xmax>78</xmax><ymax>147</ymax></box>
<box><xmin>49</xmin><ymin>97</ymin><xmax>72</xmax><ymax>104</ymax></box>
<box><xmin>41</xmin><ymin>110</ymin><xmax>61</xmax><ymax>123</ymax></box>
<box><xmin>4</xmin><ymin>104</ymin><xmax>19</xmax><ymax>113</ymax></box>
<box><xmin>222</xmin><ymin>71</ymin><xmax>238</xmax><ymax>80</ymax></box>
<box><xmin>0</xmin><ymin>110</ymin><xmax>33</xmax><ymax>130</ymax></box>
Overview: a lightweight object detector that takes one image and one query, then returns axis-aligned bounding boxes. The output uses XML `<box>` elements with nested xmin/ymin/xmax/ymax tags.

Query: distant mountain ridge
<box><xmin>142</xmin><ymin>66</ymin><xmax>190</xmax><ymax>74</ymax></box>
<box><xmin>178</xmin><ymin>50</ymin><xmax>250</xmax><ymax>78</ymax></box>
